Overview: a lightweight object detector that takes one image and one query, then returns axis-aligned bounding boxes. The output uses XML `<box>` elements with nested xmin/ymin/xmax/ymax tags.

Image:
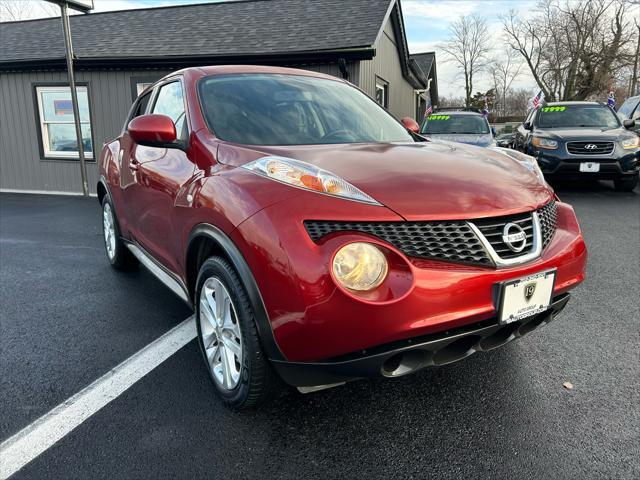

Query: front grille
<box><xmin>538</xmin><ymin>200</ymin><xmax>558</xmax><ymax>249</ymax></box>
<box><xmin>304</xmin><ymin>220</ymin><xmax>493</xmax><ymax>266</ymax></box>
<box><xmin>471</xmin><ymin>212</ymin><xmax>534</xmax><ymax>259</ymax></box>
<box><xmin>304</xmin><ymin>201</ymin><xmax>558</xmax><ymax>267</ymax></box>
<box><xmin>567</xmin><ymin>142</ymin><xmax>614</xmax><ymax>155</ymax></box>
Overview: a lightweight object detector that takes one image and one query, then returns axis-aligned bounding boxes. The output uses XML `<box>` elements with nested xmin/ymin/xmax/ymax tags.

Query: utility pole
<box><xmin>46</xmin><ymin>0</ymin><xmax>94</xmax><ymax>196</ymax></box>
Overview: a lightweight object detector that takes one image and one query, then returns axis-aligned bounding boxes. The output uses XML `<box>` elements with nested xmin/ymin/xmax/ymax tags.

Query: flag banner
<box><xmin>607</xmin><ymin>90</ymin><xmax>615</xmax><ymax>110</ymax></box>
<box><xmin>532</xmin><ymin>90</ymin><xmax>544</xmax><ymax>109</ymax></box>
<box><xmin>423</xmin><ymin>95</ymin><xmax>433</xmax><ymax>121</ymax></box>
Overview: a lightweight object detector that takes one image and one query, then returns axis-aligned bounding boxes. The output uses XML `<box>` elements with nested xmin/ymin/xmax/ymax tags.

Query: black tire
<box><xmin>101</xmin><ymin>195</ymin><xmax>138</xmax><ymax>270</ymax></box>
<box><xmin>195</xmin><ymin>256</ymin><xmax>280</xmax><ymax>409</ymax></box>
<box><xmin>613</xmin><ymin>176</ymin><xmax>639</xmax><ymax>192</ymax></box>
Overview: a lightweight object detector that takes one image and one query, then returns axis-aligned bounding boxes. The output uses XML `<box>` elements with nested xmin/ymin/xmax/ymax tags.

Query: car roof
<box><xmin>432</xmin><ymin>110</ymin><xmax>483</xmax><ymax>116</ymax></box>
<box><xmin>159</xmin><ymin>65</ymin><xmax>345</xmax><ymax>83</ymax></box>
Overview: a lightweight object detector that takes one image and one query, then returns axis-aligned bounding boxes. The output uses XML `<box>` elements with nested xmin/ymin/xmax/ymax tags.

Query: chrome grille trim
<box><xmin>467</xmin><ymin>212</ymin><xmax>542</xmax><ymax>268</ymax></box>
<box><xmin>566</xmin><ymin>141</ymin><xmax>614</xmax><ymax>156</ymax></box>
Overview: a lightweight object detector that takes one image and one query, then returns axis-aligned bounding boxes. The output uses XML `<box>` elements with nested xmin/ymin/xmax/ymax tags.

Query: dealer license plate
<box><xmin>498</xmin><ymin>270</ymin><xmax>556</xmax><ymax>324</ymax></box>
<box><xmin>579</xmin><ymin>162</ymin><xmax>600</xmax><ymax>173</ymax></box>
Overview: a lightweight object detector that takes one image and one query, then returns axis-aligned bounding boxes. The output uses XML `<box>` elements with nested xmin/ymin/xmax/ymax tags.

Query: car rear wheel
<box><xmin>613</xmin><ymin>176</ymin><xmax>639</xmax><ymax>192</ymax></box>
<box><xmin>101</xmin><ymin>195</ymin><xmax>138</xmax><ymax>270</ymax></box>
<box><xmin>195</xmin><ymin>256</ymin><xmax>280</xmax><ymax>409</ymax></box>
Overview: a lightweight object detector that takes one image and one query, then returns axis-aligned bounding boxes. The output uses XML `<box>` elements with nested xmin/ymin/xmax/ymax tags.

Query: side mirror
<box><xmin>400</xmin><ymin>117</ymin><xmax>420</xmax><ymax>134</ymax></box>
<box><xmin>623</xmin><ymin>119</ymin><xmax>636</xmax><ymax>130</ymax></box>
<box><xmin>523</xmin><ymin>121</ymin><xmax>533</xmax><ymax>131</ymax></box>
<box><xmin>128</xmin><ymin>114</ymin><xmax>177</xmax><ymax>147</ymax></box>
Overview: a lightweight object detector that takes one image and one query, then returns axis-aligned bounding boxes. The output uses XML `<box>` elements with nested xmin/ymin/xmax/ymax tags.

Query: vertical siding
<box><xmin>0</xmin><ymin>69</ymin><xmax>168</xmax><ymax>194</ymax></box>
<box><xmin>0</xmin><ymin>64</ymin><xmax>363</xmax><ymax>194</ymax></box>
<box><xmin>358</xmin><ymin>18</ymin><xmax>416</xmax><ymax>119</ymax></box>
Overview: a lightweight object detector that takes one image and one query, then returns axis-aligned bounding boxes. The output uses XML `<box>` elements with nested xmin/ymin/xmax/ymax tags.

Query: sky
<box><xmin>3</xmin><ymin>0</ymin><xmax>540</xmax><ymax>97</ymax></box>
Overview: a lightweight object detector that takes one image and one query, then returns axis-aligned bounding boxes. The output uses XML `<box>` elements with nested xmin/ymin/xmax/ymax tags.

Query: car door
<box><xmin>117</xmin><ymin>89</ymin><xmax>153</xmax><ymax>236</ymax></box>
<box><xmin>125</xmin><ymin>78</ymin><xmax>196</xmax><ymax>274</ymax></box>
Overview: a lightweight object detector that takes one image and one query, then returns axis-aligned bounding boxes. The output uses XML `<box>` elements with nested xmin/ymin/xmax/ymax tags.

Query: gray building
<box><xmin>410</xmin><ymin>51</ymin><xmax>439</xmax><ymax>117</ymax></box>
<box><xmin>0</xmin><ymin>0</ymin><xmax>437</xmax><ymax>195</ymax></box>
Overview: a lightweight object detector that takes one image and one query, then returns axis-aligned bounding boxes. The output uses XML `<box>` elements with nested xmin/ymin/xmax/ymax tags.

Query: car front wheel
<box><xmin>614</xmin><ymin>176</ymin><xmax>639</xmax><ymax>192</ymax></box>
<box><xmin>195</xmin><ymin>256</ymin><xmax>280</xmax><ymax>409</ymax></box>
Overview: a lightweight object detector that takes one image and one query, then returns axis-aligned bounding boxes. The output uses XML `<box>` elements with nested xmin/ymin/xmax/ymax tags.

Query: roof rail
<box><xmin>434</xmin><ymin>106</ymin><xmax>482</xmax><ymax>114</ymax></box>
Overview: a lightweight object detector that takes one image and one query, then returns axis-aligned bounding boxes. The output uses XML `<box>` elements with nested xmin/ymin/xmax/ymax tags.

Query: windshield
<box><xmin>421</xmin><ymin>114</ymin><xmax>490</xmax><ymax>135</ymax></box>
<box><xmin>197</xmin><ymin>74</ymin><xmax>413</xmax><ymax>145</ymax></box>
<box><xmin>536</xmin><ymin>105</ymin><xmax>620</xmax><ymax>129</ymax></box>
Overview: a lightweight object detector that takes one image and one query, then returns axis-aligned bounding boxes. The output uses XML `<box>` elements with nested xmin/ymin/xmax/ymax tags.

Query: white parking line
<box><xmin>0</xmin><ymin>316</ymin><xmax>196</xmax><ymax>480</ymax></box>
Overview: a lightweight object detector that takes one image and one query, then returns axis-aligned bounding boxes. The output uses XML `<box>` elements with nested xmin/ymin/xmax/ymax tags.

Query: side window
<box><xmin>617</xmin><ymin>98</ymin><xmax>636</xmax><ymax>119</ymax></box>
<box><xmin>152</xmin><ymin>81</ymin><xmax>187</xmax><ymax>141</ymax></box>
<box><xmin>632</xmin><ymin>102</ymin><xmax>640</xmax><ymax>121</ymax></box>
<box><xmin>131</xmin><ymin>91</ymin><xmax>152</xmax><ymax>120</ymax></box>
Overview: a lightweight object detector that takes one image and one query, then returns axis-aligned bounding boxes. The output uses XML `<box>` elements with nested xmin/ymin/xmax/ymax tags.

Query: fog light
<box><xmin>332</xmin><ymin>242</ymin><xmax>388</xmax><ymax>291</ymax></box>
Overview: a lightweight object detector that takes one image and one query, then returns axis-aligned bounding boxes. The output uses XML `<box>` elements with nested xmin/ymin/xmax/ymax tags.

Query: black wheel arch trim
<box><xmin>188</xmin><ymin>223</ymin><xmax>286</xmax><ymax>361</ymax></box>
<box><xmin>97</xmin><ymin>175</ymin><xmax>111</xmax><ymax>204</ymax></box>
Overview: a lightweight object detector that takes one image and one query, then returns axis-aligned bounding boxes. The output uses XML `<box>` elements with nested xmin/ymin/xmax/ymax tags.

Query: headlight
<box><xmin>621</xmin><ymin>137</ymin><xmax>640</xmax><ymax>149</ymax></box>
<box><xmin>242</xmin><ymin>156</ymin><xmax>380</xmax><ymax>205</ymax></box>
<box><xmin>332</xmin><ymin>242</ymin><xmax>388</xmax><ymax>291</ymax></box>
<box><xmin>531</xmin><ymin>137</ymin><xmax>558</xmax><ymax>150</ymax></box>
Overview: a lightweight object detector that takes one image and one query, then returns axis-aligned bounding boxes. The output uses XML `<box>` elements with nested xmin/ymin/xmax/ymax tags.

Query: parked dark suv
<box><xmin>514</xmin><ymin>101</ymin><xmax>639</xmax><ymax>191</ymax></box>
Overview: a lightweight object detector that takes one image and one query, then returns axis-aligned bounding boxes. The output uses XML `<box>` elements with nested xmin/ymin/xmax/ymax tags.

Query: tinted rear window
<box><xmin>421</xmin><ymin>114</ymin><xmax>490</xmax><ymax>134</ymax></box>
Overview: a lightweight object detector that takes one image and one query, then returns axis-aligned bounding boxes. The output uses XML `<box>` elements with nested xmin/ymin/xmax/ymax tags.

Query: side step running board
<box><xmin>125</xmin><ymin>243</ymin><xmax>191</xmax><ymax>305</ymax></box>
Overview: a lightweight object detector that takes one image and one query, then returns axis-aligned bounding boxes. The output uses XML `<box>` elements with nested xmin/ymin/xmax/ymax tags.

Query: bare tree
<box><xmin>437</xmin><ymin>96</ymin><xmax>467</xmax><ymax>108</ymax></box>
<box><xmin>630</xmin><ymin>17</ymin><xmax>640</xmax><ymax>96</ymax></box>
<box><xmin>439</xmin><ymin>15</ymin><xmax>492</xmax><ymax>106</ymax></box>
<box><xmin>0</xmin><ymin>1</ymin><xmax>60</xmax><ymax>22</ymax></box>
<box><xmin>490</xmin><ymin>49</ymin><xmax>523</xmax><ymax>117</ymax></box>
<box><xmin>502</xmin><ymin>0</ymin><xmax>637</xmax><ymax>101</ymax></box>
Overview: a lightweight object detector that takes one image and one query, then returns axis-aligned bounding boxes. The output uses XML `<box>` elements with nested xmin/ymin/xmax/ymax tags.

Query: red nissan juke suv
<box><xmin>98</xmin><ymin>66</ymin><xmax>587</xmax><ymax>408</ymax></box>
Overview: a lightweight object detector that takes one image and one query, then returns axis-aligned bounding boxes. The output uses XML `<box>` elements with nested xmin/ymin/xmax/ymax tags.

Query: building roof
<box><xmin>410</xmin><ymin>52</ymin><xmax>435</xmax><ymax>77</ymax></box>
<box><xmin>0</xmin><ymin>0</ymin><xmax>393</xmax><ymax>68</ymax></box>
<box><xmin>410</xmin><ymin>51</ymin><xmax>438</xmax><ymax>101</ymax></box>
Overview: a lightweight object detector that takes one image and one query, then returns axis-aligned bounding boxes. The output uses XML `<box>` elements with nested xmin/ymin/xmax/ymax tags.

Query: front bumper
<box><xmin>272</xmin><ymin>293</ymin><xmax>570</xmax><ymax>387</ymax></box>
<box><xmin>535</xmin><ymin>148</ymin><xmax>639</xmax><ymax>179</ymax></box>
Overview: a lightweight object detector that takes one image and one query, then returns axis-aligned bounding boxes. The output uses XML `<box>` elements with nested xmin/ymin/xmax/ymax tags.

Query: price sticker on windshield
<box><xmin>541</xmin><ymin>106</ymin><xmax>566</xmax><ymax>112</ymax></box>
<box><xmin>428</xmin><ymin>115</ymin><xmax>450</xmax><ymax>120</ymax></box>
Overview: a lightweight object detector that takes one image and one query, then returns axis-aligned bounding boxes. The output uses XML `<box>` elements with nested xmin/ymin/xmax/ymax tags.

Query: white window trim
<box><xmin>136</xmin><ymin>82</ymin><xmax>154</xmax><ymax>96</ymax></box>
<box><xmin>375</xmin><ymin>78</ymin><xmax>389</xmax><ymax>109</ymax></box>
<box><xmin>36</xmin><ymin>85</ymin><xmax>93</xmax><ymax>159</ymax></box>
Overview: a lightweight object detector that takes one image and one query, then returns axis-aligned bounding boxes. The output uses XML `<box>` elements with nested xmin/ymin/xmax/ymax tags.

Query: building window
<box><xmin>375</xmin><ymin>78</ymin><xmax>389</xmax><ymax>109</ymax></box>
<box><xmin>35</xmin><ymin>85</ymin><xmax>93</xmax><ymax>159</ymax></box>
<box><xmin>136</xmin><ymin>82</ymin><xmax>154</xmax><ymax>96</ymax></box>
<box><xmin>130</xmin><ymin>75</ymin><xmax>161</xmax><ymax>102</ymax></box>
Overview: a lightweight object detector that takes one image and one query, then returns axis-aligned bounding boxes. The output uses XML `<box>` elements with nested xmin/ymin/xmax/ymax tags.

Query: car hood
<box><xmin>424</xmin><ymin>133</ymin><xmax>495</xmax><ymax>147</ymax></box>
<box><xmin>534</xmin><ymin>127</ymin><xmax>629</xmax><ymax>141</ymax></box>
<box><xmin>218</xmin><ymin>141</ymin><xmax>553</xmax><ymax>220</ymax></box>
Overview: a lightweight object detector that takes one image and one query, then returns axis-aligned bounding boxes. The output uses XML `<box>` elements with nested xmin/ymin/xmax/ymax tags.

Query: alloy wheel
<box><xmin>102</xmin><ymin>203</ymin><xmax>116</xmax><ymax>260</ymax></box>
<box><xmin>199</xmin><ymin>277</ymin><xmax>243</xmax><ymax>390</ymax></box>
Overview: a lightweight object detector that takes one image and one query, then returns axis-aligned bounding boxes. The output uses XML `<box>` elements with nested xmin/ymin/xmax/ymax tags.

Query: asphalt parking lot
<box><xmin>0</xmin><ymin>182</ymin><xmax>638</xmax><ymax>479</ymax></box>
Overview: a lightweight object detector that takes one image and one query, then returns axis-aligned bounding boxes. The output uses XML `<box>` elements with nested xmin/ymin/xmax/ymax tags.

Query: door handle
<box><xmin>129</xmin><ymin>159</ymin><xmax>139</xmax><ymax>171</ymax></box>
